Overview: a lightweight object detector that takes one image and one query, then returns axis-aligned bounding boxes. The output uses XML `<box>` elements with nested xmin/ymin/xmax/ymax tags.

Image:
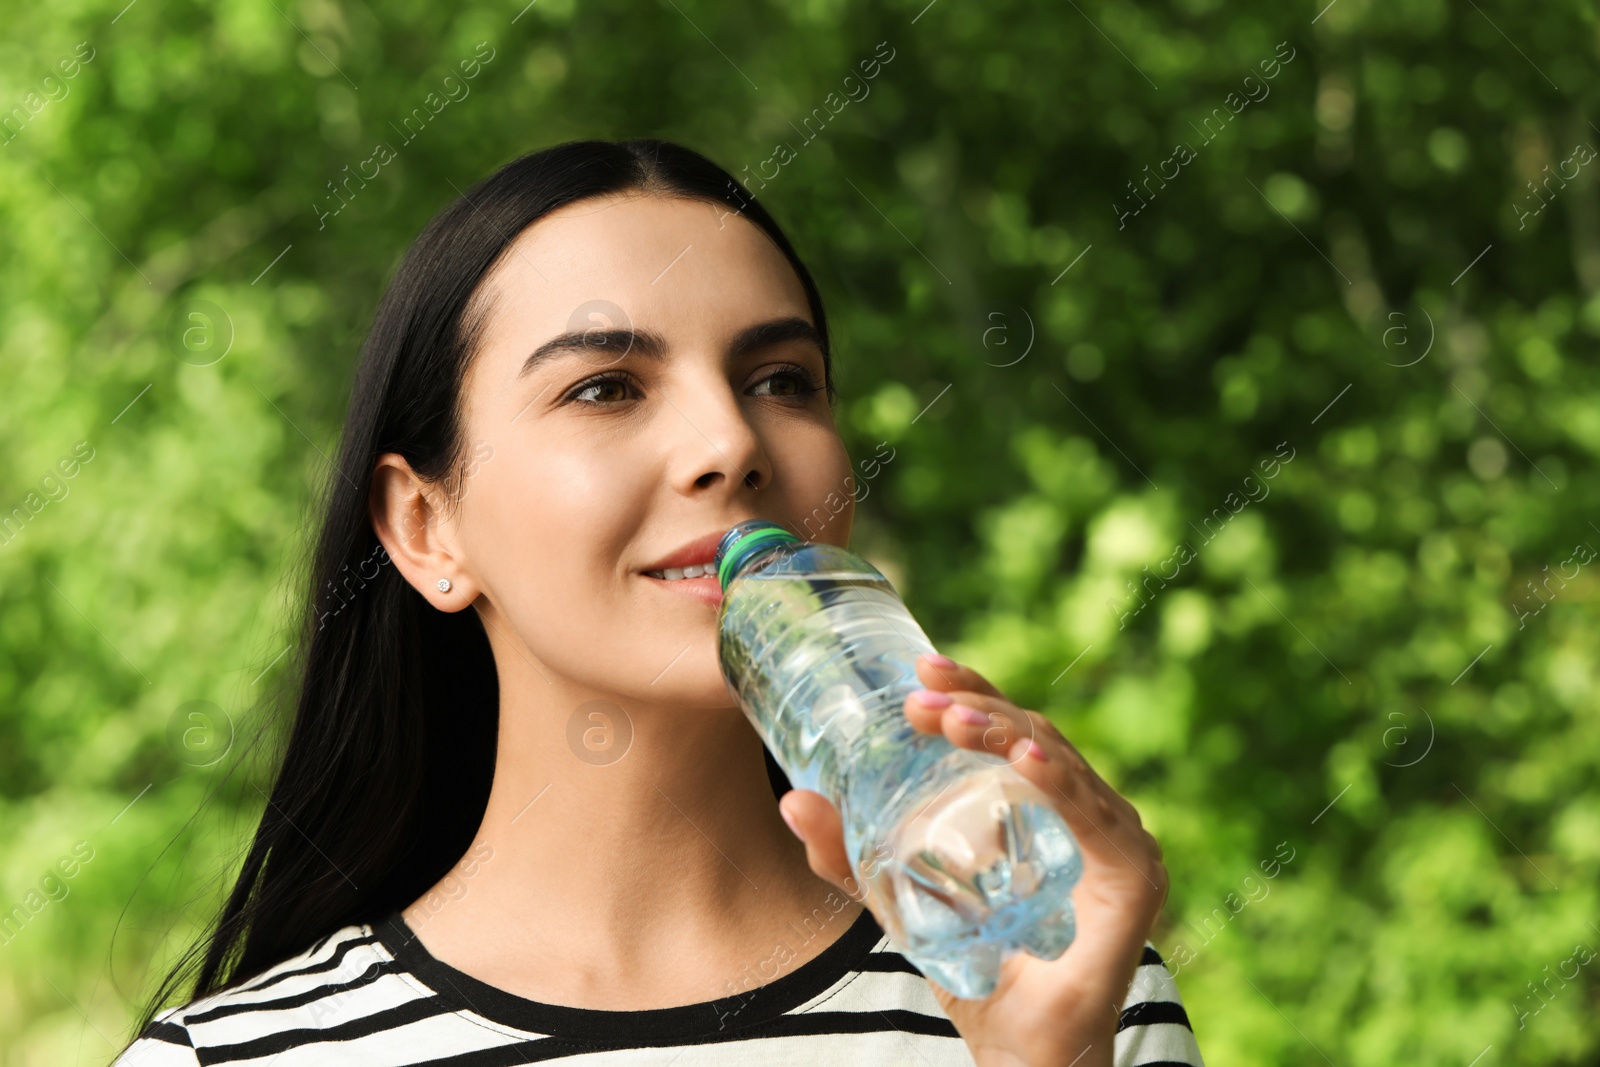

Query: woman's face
<box><xmin>437</xmin><ymin>192</ymin><xmax>853</xmax><ymax>707</ymax></box>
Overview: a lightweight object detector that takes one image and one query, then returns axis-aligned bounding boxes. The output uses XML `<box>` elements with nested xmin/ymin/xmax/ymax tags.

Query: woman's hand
<box><xmin>777</xmin><ymin>653</ymin><xmax>1169</xmax><ymax>1067</ymax></box>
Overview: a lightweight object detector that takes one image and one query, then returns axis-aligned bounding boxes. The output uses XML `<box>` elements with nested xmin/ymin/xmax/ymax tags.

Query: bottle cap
<box><xmin>714</xmin><ymin>520</ymin><xmax>801</xmax><ymax>592</ymax></box>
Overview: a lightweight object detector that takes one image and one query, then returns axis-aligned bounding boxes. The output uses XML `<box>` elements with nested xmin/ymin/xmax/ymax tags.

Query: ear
<box><xmin>370</xmin><ymin>452</ymin><xmax>475</xmax><ymax>611</ymax></box>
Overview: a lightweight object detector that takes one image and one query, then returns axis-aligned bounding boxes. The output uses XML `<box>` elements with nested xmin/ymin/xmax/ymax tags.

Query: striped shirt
<box><xmin>114</xmin><ymin>907</ymin><xmax>1204</xmax><ymax>1065</ymax></box>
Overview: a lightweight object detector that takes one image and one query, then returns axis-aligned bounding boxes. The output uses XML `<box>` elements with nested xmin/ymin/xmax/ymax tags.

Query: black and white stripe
<box><xmin>113</xmin><ymin>909</ymin><xmax>1202</xmax><ymax>1065</ymax></box>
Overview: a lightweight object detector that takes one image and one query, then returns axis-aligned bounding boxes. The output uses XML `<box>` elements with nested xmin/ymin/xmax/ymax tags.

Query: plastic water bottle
<box><xmin>714</xmin><ymin>520</ymin><xmax>1084</xmax><ymax>999</ymax></box>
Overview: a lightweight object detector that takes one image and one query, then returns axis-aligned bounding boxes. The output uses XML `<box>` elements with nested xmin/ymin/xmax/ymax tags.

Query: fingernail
<box><xmin>1024</xmin><ymin>739</ymin><xmax>1048</xmax><ymax>762</ymax></box>
<box><xmin>912</xmin><ymin>689</ymin><xmax>952</xmax><ymax>708</ymax></box>
<box><xmin>954</xmin><ymin>703</ymin><xmax>989</xmax><ymax>725</ymax></box>
<box><xmin>923</xmin><ymin>653</ymin><xmax>957</xmax><ymax>669</ymax></box>
<box><xmin>779</xmin><ymin>806</ymin><xmax>804</xmax><ymax>841</ymax></box>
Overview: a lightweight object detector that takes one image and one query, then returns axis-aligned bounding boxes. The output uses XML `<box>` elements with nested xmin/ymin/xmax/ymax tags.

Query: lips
<box><xmin>638</xmin><ymin>529</ymin><xmax>732</xmax><ymax>577</ymax></box>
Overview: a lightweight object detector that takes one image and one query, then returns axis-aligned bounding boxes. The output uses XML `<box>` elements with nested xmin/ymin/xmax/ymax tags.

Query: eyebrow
<box><xmin>517</xmin><ymin>316</ymin><xmax>825</xmax><ymax>379</ymax></box>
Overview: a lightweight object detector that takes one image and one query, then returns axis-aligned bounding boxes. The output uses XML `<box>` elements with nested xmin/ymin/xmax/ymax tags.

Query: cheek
<box><xmin>466</xmin><ymin>441</ymin><xmax>645</xmax><ymax>597</ymax></box>
<box><xmin>458</xmin><ymin>415</ymin><xmax>851</xmax><ymax>703</ymax></box>
<box><xmin>461</xmin><ymin>438</ymin><xmax>684</xmax><ymax>676</ymax></box>
<box><xmin>780</xmin><ymin>430</ymin><xmax>854</xmax><ymax>545</ymax></box>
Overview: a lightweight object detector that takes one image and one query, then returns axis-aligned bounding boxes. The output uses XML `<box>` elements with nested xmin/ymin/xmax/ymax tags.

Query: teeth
<box><xmin>649</xmin><ymin>563</ymin><xmax>712</xmax><ymax>581</ymax></box>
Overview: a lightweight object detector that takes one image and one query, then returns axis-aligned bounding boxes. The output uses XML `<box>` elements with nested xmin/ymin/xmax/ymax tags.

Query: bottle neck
<box><xmin>717</xmin><ymin>525</ymin><xmax>802</xmax><ymax>590</ymax></box>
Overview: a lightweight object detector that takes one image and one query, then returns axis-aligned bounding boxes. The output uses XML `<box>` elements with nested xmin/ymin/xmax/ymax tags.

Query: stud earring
<box><xmin>437</xmin><ymin>578</ymin><xmax>452</xmax><ymax>593</ymax></box>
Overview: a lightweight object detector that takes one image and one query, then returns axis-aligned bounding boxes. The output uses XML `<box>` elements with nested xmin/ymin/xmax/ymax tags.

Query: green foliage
<box><xmin>2</xmin><ymin>0</ymin><xmax>1597</xmax><ymax>1063</ymax></box>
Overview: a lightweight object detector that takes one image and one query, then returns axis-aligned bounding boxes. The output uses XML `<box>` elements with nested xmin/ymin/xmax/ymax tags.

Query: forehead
<box><xmin>474</xmin><ymin>192</ymin><xmax>813</xmax><ymax>343</ymax></box>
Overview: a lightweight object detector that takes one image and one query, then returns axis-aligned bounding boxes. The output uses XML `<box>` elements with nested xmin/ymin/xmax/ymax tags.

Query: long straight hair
<box><xmin>135</xmin><ymin>138</ymin><xmax>827</xmax><ymax>1031</ymax></box>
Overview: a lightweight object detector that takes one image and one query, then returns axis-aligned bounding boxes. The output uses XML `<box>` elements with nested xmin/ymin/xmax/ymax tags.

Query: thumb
<box><xmin>778</xmin><ymin>789</ymin><xmax>860</xmax><ymax>897</ymax></box>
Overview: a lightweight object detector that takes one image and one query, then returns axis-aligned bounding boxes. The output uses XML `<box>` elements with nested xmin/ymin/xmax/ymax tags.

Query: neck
<box><xmin>400</xmin><ymin>607</ymin><xmax>861</xmax><ymax>1005</ymax></box>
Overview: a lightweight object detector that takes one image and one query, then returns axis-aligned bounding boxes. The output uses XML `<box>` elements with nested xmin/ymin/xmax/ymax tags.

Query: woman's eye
<box><xmin>567</xmin><ymin>375</ymin><xmax>636</xmax><ymax>405</ymax></box>
<box><xmin>565</xmin><ymin>366</ymin><xmax>821</xmax><ymax>407</ymax></box>
<box><xmin>751</xmin><ymin>367</ymin><xmax>821</xmax><ymax>398</ymax></box>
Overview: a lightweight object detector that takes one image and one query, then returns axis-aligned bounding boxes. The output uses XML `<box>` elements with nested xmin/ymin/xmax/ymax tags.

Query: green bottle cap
<box><xmin>714</xmin><ymin>520</ymin><xmax>802</xmax><ymax>592</ymax></box>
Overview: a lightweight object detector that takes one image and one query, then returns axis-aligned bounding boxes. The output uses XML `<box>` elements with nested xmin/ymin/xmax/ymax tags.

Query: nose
<box><xmin>665</xmin><ymin>371</ymin><xmax>771</xmax><ymax>496</ymax></box>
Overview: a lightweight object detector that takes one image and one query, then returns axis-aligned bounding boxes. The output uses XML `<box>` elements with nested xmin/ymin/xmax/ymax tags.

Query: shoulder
<box><xmin>788</xmin><ymin>926</ymin><xmax>958</xmax><ymax>1030</ymax></box>
<box><xmin>774</xmin><ymin>932</ymin><xmax>1204</xmax><ymax>1065</ymax></box>
<box><xmin>758</xmin><ymin>926</ymin><xmax>974</xmax><ymax>1062</ymax></box>
<box><xmin>1114</xmin><ymin>943</ymin><xmax>1206</xmax><ymax>1066</ymax></box>
<box><xmin>108</xmin><ymin>1004</ymin><xmax>200</xmax><ymax>1067</ymax></box>
<box><xmin>112</xmin><ymin>920</ymin><xmax>401</xmax><ymax>1067</ymax></box>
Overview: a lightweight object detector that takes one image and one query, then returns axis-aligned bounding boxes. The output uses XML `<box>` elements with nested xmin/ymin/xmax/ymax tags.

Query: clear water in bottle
<box><xmin>714</xmin><ymin>520</ymin><xmax>1083</xmax><ymax>999</ymax></box>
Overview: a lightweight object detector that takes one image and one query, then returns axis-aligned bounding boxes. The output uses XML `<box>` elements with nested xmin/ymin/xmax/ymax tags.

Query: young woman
<box><xmin>114</xmin><ymin>139</ymin><xmax>1203</xmax><ymax>1066</ymax></box>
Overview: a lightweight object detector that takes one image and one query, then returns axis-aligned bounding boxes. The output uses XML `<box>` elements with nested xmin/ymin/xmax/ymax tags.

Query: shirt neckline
<box><xmin>375</xmin><ymin>902</ymin><xmax>886</xmax><ymax>1045</ymax></box>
